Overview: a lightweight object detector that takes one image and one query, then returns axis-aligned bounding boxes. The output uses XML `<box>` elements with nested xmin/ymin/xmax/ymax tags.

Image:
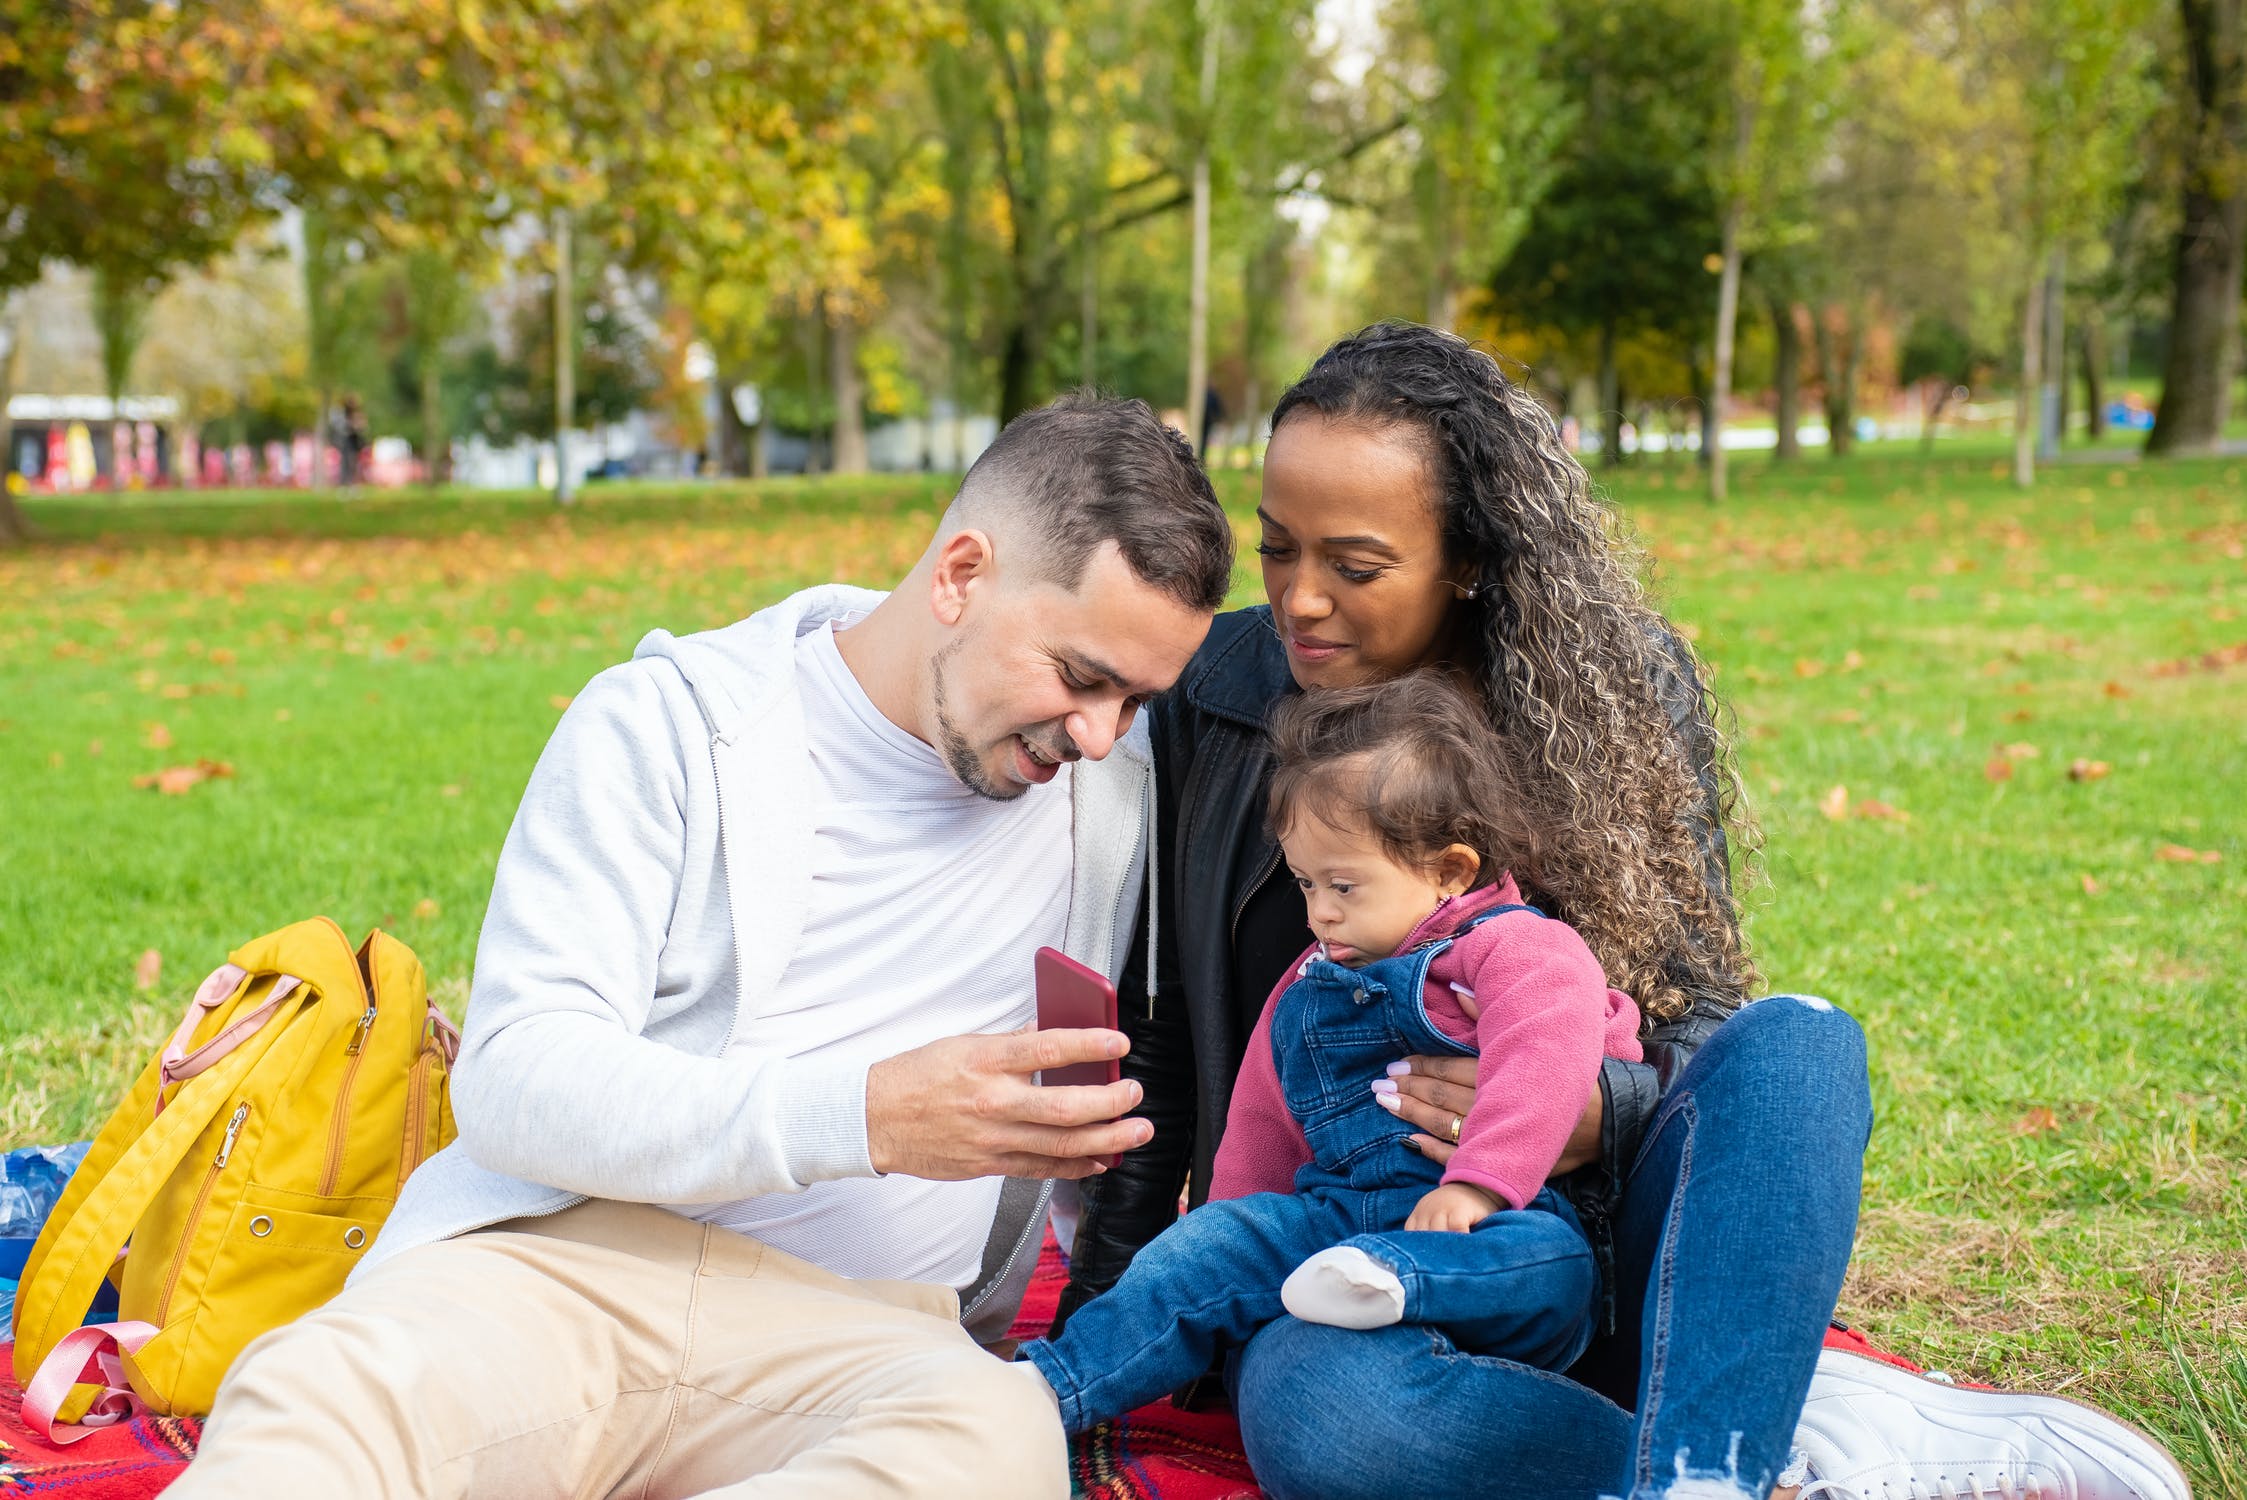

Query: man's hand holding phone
<box><xmin>864</xmin><ymin>1028</ymin><xmax>1148</xmax><ymax>1181</ymax></box>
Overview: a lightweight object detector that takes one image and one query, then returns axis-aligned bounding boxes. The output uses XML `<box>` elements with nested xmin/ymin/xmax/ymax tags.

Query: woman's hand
<box><xmin>1380</xmin><ymin>990</ymin><xmax>1605</xmax><ymax>1175</ymax></box>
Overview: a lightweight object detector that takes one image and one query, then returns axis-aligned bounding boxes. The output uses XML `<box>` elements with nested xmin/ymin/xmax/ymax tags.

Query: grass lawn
<box><xmin>3</xmin><ymin>452</ymin><xmax>2242</xmax><ymax>1487</ymax></box>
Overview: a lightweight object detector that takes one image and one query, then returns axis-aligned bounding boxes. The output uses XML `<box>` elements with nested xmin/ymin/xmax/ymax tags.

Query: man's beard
<box><xmin>929</xmin><ymin>633</ymin><xmax>1018</xmax><ymax>801</ymax></box>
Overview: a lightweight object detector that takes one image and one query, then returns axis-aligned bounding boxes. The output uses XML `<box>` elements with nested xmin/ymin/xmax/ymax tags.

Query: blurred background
<box><xmin>2</xmin><ymin>0</ymin><xmax>2241</xmax><ymax>517</ymax></box>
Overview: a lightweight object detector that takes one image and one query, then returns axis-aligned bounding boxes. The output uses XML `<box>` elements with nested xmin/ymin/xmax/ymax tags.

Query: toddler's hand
<box><xmin>1406</xmin><ymin>1181</ymin><xmax>1501</xmax><ymax>1233</ymax></box>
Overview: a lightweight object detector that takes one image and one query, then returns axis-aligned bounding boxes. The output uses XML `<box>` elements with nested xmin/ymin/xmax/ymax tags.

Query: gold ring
<box><xmin>1446</xmin><ymin>1114</ymin><xmax>1462</xmax><ymax>1144</ymax></box>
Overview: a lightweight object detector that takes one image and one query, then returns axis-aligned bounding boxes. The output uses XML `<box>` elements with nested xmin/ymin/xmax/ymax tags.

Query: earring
<box><xmin>1453</xmin><ymin>583</ymin><xmax>1480</xmax><ymax>600</ymax></box>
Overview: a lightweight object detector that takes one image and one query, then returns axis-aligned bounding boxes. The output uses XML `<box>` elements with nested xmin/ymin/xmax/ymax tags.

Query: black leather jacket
<box><xmin>1060</xmin><ymin>607</ymin><xmax>1743</xmax><ymax>1332</ymax></box>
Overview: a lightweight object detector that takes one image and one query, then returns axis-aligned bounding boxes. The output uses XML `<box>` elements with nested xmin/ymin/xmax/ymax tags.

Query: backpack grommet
<box><xmin>249</xmin><ymin>1215</ymin><xmax>273</xmax><ymax>1238</ymax></box>
<box><xmin>343</xmin><ymin>1225</ymin><xmax>367</xmax><ymax>1249</ymax></box>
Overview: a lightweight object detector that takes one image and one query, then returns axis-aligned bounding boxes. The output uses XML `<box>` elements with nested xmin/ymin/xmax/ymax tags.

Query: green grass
<box><xmin>4</xmin><ymin>452</ymin><xmax>2243</xmax><ymax>1487</ymax></box>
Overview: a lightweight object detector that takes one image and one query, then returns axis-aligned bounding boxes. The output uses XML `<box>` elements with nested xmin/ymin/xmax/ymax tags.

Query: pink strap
<box><xmin>20</xmin><ymin>1320</ymin><xmax>159</xmax><ymax>1446</ymax></box>
<box><xmin>156</xmin><ymin>970</ymin><xmax>300</xmax><ymax>1113</ymax></box>
<box><xmin>427</xmin><ymin>1005</ymin><xmax>461</xmax><ymax>1066</ymax></box>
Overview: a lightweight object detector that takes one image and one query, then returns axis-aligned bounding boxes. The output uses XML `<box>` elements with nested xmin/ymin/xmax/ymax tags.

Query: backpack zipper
<box><xmin>155</xmin><ymin>1102</ymin><xmax>249</xmax><ymax>1327</ymax></box>
<box><xmin>318</xmin><ymin>1002</ymin><xmax>378</xmax><ymax>1195</ymax></box>
<box><xmin>393</xmin><ymin>1037</ymin><xmax>435</xmax><ymax>1195</ymax></box>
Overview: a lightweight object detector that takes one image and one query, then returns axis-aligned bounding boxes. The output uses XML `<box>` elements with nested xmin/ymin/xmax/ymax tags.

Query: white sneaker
<box><xmin>1792</xmin><ymin>1349</ymin><xmax>2192</xmax><ymax>1500</ymax></box>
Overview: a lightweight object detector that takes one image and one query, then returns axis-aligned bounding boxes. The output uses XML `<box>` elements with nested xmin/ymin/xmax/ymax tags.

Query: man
<box><xmin>170</xmin><ymin>394</ymin><xmax>1235</xmax><ymax>1499</ymax></box>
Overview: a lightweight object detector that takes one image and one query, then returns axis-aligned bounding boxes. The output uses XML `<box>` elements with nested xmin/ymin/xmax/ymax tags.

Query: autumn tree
<box><xmin>2146</xmin><ymin>0</ymin><xmax>2246</xmax><ymax>454</ymax></box>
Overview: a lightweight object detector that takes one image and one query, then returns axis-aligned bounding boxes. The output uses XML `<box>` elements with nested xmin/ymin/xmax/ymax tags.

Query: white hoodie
<box><xmin>359</xmin><ymin>586</ymin><xmax>1153</xmax><ymax>1336</ymax></box>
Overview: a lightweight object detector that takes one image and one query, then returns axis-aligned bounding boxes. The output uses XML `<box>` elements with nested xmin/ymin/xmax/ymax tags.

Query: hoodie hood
<box><xmin>632</xmin><ymin>583</ymin><xmax>886</xmax><ymax>745</ymax></box>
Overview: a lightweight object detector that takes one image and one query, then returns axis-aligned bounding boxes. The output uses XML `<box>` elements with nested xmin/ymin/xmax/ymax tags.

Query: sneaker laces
<box><xmin>1792</xmin><ymin>1477</ymin><xmax>2046</xmax><ymax>1500</ymax></box>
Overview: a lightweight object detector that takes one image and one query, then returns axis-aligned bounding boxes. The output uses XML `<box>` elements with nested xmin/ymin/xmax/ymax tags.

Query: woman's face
<box><xmin>1258</xmin><ymin>415</ymin><xmax>1475</xmax><ymax>691</ymax></box>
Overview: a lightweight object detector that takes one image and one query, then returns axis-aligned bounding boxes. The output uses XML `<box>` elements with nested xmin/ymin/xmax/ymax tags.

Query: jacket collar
<box><xmin>1399</xmin><ymin>874</ymin><xmax>1528</xmax><ymax>953</ymax></box>
<box><xmin>1182</xmin><ymin>606</ymin><xmax>1299</xmax><ymax>731</ymax></box>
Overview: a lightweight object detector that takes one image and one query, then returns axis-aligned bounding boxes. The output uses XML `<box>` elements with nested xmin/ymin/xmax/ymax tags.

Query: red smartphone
<box><xmin>1033</xmin><ymin>947</ymin><xmax>1124</xmax><ymax>1169</ymax></box>
<box><xmin>1033</xmin><ymin>947</ymin><xmax>1120</xmax><ymax>1087</ymax></box>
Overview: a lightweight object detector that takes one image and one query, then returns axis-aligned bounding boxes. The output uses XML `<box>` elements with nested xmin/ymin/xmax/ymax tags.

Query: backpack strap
<box><xmin>9</xmin><ymin>986</ymin><xmax>302</xmax><ymax>1423</ymax></box>
<box><xmin>19</xmin><ymin>1320</ymin><xmax>158</xmax><ymax>1444</ymax></box>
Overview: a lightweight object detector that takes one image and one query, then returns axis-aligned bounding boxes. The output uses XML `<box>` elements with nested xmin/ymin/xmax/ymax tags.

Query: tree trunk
<box><xmin>1080</xmin><ymin>224</ymin><xmax>1099</xmax><ymax>389</ymax></box>
<box><xmin>997</xmin><ymin>319</ymin><xmax>1041</xmax><ymax>425</ymax></box>
<box><xmin>1184</xmin><ymin>0</ymin><xmax>1220</xmax><ymax>453</ymax></box>
<box><xmin>830</xmin><ymin>308</ymin><xmax>868</xmax><ymax>475</ymax></box>
<box><xmin>2082</xmin><ymin>315</ymin><xmax>2108</xmax><ymax>441</ymax></box>
<box><xmin>2147</xmin><ymin>0</ymin><xmax>2246</xmax><ymax>455</ymax></box>
<box><xmin>1921</xmin><ymin>383</ymin><xmax>1954</xmax><ymax>454</ymax></box>
<box><xmin>2037</xmin><ymin>250</ymin><xmax>2064</xmax><ymax>461</ymax></box>
<box><xmin>1768</xmin><ymin>288</ymin><xmax>1801</xmax><ymax>461</ymax></box>
<box><xmin>1709</xmin><ymin>194</ymin><xmax>1745</xmax><ymax>500</ymax></box>
<box><xmin>2013</xmin><ymin>273</ymin><xmax>2041</xmax><ymax>488</ymax></box>
<box><xmin>554</xmin><ymin>208</ymin><xmax>577</xmax><ymax>504</ymax></box>
<box><xmin>419</xmin><ymin>354</ymin><xmax>445</xmax><ymax>486</ymax></box>
<box><xmin>1814</xmin><ymin>307</ymin><xmax>1860</xmax><ymax>458</ymax></box>
<box><xmin>0</xmin><ymin>297</ymin><xmax>25</xmax><ymax>542</ymax></box>
<box><xmin>751</xmin><ymin>415</ymin><xmax>770</xmax><ymax>480</ymax></box>
<box><xmin>302</xmin><ymin>209</ymin><xmax>337</xmax><ymax>494</ymax></box>
<box><xmin>1597</xmin><ymin>319</ymin><xmax>1623</xmax><ymax>467</ymax></box>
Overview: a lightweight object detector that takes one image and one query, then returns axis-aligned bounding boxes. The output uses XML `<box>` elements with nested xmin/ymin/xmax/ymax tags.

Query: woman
<box><xmin>1061</xmin><ymin>324</ymin><xmax>2187</xmax><ymax>1500</ymax></box>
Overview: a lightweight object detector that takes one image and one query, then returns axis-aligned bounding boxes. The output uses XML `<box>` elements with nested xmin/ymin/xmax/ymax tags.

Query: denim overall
<box><xmin>1024</xmin><ymin>909</ymin><xmax>1601</xmax><ymax>1435</ymax></box>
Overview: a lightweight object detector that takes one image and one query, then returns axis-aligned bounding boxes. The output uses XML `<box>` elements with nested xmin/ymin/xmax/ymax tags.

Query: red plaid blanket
<box><xmin>0</xmin><ymin>1236</ymin><xmax>1899</xmax><ymax>1498</ymax></box>
<box><xmin>0</xmin><ymin>1232</ymin><xmax>1257</xmax><ymax>1500</ymax></box>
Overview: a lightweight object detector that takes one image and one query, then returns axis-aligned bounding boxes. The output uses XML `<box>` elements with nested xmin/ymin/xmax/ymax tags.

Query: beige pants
<box><xmin>167</xmin><ymin>1199</ymin><xmax>1068</xmax><ymax>1500</ymax></box>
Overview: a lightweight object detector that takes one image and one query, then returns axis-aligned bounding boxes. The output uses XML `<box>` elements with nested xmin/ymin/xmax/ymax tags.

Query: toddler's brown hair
<box><xmin>1266</xmin><ymin>671</ymin><xmax>1543</xmax><ymax>888</ymax></box>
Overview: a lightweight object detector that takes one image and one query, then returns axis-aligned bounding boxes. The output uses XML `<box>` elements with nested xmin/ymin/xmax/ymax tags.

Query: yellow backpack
<box><xmin>10</xmin><ymin>917</ymin><xmax>457</xmax><ymax>1442</ymax></box>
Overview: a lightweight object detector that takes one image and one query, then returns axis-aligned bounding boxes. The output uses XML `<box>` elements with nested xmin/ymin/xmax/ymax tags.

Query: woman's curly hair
<box><xmin>1269</xmin><ymin>321</ymin><xmax>1761</xmax><ymax>1022</ymax></box>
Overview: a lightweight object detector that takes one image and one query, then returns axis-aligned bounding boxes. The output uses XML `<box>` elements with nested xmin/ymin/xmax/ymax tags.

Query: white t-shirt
<box><xmin>672</xmin><ymin>620</ymin><xmax>1074</xmax><ymax>1288</ymax></box>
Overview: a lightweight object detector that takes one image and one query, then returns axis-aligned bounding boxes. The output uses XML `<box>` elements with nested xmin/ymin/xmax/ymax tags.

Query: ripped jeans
<box><xmin>1228</xmin><ymin>995</ymin><xmax>1871</xmax><ymax>1500</ymax></box>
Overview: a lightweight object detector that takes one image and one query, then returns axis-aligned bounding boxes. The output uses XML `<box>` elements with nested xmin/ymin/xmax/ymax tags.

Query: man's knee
<box><xmin>925</xmin><ymin>1356</ymin><xmax>1068</xmax><ymax>1499</ymax></box>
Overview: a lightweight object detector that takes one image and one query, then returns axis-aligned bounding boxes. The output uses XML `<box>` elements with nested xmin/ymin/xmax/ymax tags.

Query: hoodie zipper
<box><xmin>156</xmin><ymin>1102</ymin><xmax>248</xmax><ymax>1326</ymax></box>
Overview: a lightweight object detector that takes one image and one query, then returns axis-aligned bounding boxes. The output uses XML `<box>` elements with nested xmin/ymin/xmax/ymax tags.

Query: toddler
<box><xmin>1016</xmin><ymin>672</ymin><xmax>1644</xmax><ymax>1433</ymax></box>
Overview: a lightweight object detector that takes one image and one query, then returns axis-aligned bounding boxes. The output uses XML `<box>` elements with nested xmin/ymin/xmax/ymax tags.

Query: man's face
<box><xmin>929</xmin><ymin>544</ymin><xmax>1213</xmax><ymax>800</ymax></box>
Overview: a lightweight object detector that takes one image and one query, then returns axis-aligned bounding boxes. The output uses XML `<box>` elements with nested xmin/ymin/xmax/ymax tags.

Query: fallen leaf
<box><xmin>132</xmin><ymin>759</ymin><xmax>235</xmax><ymax>795</ymax></box>
<box><xmin>1794</xmin><ymin>658</ymin><xmax>1825</xmax><ymax>678</ymax></box>
<box><xmin>2002</xmin><ymin>741</ymin><xmax>2040</xmax><ymax>760</ymax></box>
<box><xmin>135</xmin><ymin>948</ymin><xmax>162</xmax><ymax>990</ymax></box>
<box><xmin>549</xmin><ymin>694</ymin><xmax>574</xmax><ymax>710</ymax></box>
<box><xmin>2002</xmin><ymin>709</ymin><xmax>2035</xmax><ymax>724</ymax></box>
<box><xmin>2068</xmin><ymin>759</ymin><xmax>2111</xmax><ymax>782</ymax></box>
<box><xmin>2079</xmin><ymin>873</ymin><xmax>2101</xmax><ymax>894</ymax></box>
<box><xmin>160</xmin><ymin>683</ymin><xmax>191</xmax><ymax>700</ymax></box>
<box><xmin>1819</xmin><ymin>785</ymin><xmax>1850</xmax><ymax>820</ymax></box>
<box><xmin>1856</xmin><ymin>799</ymin><xmax>1908</xmax><ymax>821</ymax></box>
<box><xmin>1984</xmin><ymin>755</ymin><xmax>2014</xmax><ymax>782</ymax></box>
<box><xmin>2155</xmin><ymin>844</ymin><xmax>2221</xmax><ymax>864</ymax></box>
<box><xmin>2013</xmin><ymin>1106</ymin><xmax>2060</xmax><ymax>1136</ymax></box>
<box><xmin>2102</xmin><ymin>681</ymin><xmax>2133</xmax><ymax>698</ymax></box>
<box><xmin>1842</xmin><ymin>650</ymin><xmax>1865</xmax><ymax>671</ymax></box>
<box><xmin>143</xmin><ymin>722</ymin><xmax>173</xmax><ymax>750</ymax></box>
<box><xmin>412</xmin><ymin>898</ymin><xmax>441</xmax><ymax>919</ymax></box>
<box><xmin>440</xmin><ymin>783</ymin><xmax>462</xmax><ymax>797</ymax></box>
<box><xmin>275</xmin><ymin>708</ymin><xmax>293</xmax><ymax>722</ymax></box>
<box><xmin>87</xmin><ymin>738</ymin><xmax>104</xmax><ymax>756</ymax></box>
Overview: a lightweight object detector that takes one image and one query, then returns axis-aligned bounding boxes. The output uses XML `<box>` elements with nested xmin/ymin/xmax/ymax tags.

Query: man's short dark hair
<box><xmin>953</xmin><ymin>392</ymin><xmax>1234</xmax><ymax>613</ymax></box>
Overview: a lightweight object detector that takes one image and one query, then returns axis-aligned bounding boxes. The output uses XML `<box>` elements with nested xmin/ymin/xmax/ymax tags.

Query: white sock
<box><xmin>1280</xmin><ymin>1246</ymin><xmax>1406</xmax><ymax>1329</ymax></box>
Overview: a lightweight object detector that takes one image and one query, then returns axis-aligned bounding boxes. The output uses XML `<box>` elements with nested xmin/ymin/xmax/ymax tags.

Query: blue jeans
<box><xmin>1229</xmin><ymin>995</ymin><xmax>1871</xmax><ymax>1500</ymax></box>
<box><xmin>1021</xmin><ymin>1187</ymin><xmax>1597</xmax><ymax>1433</ymax></box>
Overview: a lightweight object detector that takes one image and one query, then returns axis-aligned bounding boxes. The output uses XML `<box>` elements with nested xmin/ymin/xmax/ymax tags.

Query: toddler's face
<box><xmin>1280</xmin><ymin>812</ymin><xmax>1475</xmax><ymax>967</ymax></box>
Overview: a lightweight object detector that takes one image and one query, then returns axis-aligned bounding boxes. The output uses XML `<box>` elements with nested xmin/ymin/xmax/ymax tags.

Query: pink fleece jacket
<box><xmin>1207</xmin><ymin>876</ymin><xmax>1643</xmax><ymax>1212</ymax></box>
